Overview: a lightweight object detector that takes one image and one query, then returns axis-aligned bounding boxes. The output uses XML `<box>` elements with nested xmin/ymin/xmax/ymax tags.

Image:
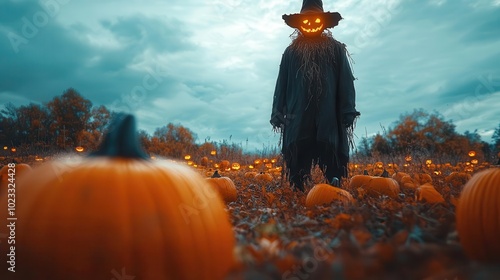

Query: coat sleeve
<box><xmin>270</xmin><ymin>51</ymin><xmax>288</xmax><ymax>128</ymax></box>
<box><xmin>337</xmin><ymin>44</ymin><xmax>360</xmax><ymax>125</ymax></box>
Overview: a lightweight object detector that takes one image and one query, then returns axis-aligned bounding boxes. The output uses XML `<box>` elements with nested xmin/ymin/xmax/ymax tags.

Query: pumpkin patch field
<box><xmin>1</xmin><ymin>115</ymin><xmax>500</xmax><ymax>279</ymax></box>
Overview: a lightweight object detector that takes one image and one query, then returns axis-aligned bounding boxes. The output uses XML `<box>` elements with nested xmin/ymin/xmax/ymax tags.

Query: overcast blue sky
<box><xmin>1</xmin><ymin>0</ymin><xmax>500</xmax><ymax>152</ymax></box>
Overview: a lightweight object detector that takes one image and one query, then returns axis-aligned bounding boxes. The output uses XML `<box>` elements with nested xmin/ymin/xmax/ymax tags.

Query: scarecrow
<box><xmin>270</xmin><ymin>0</ymin><xmax>360</xmax><ymax>191</ymax></box>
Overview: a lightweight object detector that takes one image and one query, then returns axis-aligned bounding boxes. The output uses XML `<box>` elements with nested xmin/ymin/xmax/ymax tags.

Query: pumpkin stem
<box><xmin>90</xmin><ymin>113</ymin><xmax>149</xmax><ymax>159</ymax></box>
<box><xmin>381</xmin><ymin>169</ymin><xmax>389</xmax><ymax>178</ymax></box>
<box><xmin>212</xmin><ymin>170</ymin><xmax>222</xmax><ymax>178</ymax></box>
<box><xmin>363</xmin><ymin>170</ymin><xmax>369</xmax><ymax>175</ymax></box>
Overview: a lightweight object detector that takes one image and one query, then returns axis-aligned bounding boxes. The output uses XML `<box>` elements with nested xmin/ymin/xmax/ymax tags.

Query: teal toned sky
<box><xmin>1</xmin><ymin>0</ymin><xmax>500</xmax><ymax>151</ymax></box>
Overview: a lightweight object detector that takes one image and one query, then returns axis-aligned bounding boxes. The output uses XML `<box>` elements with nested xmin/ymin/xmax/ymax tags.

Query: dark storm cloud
<box><xmin>0</xmin><ymin>0</ymin><xmax>198</xmax><ymax>107</ymax></box>
<box><xmin>1</xmin><ymin>0</ymin><xmax>499</xmax><ymax>150</ymax></box>
<box><xmin>101</xmin><ymin>16</ymin><xmax>194</xmax><ymax>53</ymax></box>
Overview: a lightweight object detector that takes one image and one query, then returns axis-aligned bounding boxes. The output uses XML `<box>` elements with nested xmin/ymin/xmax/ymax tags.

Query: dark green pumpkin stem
<box><xmin>212</xmin><ymin>170</ymin><xmax>221</xmax><ymax>178</ymax></box>
<box><xmin>381</xmin><ymin>169</ymin><xmax>389</xmax><ymax>178</ymax></box>
<box><xmin>90</xmin><ymin>113</ymin><xmax>149</xmax><ymax>159</ymax></box>
<box><xmin>363</xmin><ymin>170</ymin><xmax>369</xmax><ymax>175</ymax></box>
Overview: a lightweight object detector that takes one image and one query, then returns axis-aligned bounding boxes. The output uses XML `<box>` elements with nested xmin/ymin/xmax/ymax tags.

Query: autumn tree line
<box><xmin>0</xmin><ymin>88</ymin><xmax>245</xmax><ymax>162</ymax></box>
<box><xmin>1</xmin><ymin>88</ymin><xmax>500</xmax><ymax>164</ymax></box>
<box><xmin>353</xmin><ymin>109</ymin><xmax>500</xmax><ymax>165</ymax></box>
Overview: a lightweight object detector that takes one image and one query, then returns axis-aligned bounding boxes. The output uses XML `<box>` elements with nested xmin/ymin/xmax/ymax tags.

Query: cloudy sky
<box><xmin>1</xmin><ymin>0</ymin><xmax>500</xmax><ymax>152</ymax></box>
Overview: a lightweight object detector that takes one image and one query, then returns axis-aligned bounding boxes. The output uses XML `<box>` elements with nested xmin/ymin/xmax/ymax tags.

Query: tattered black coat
<box><xmin>271</xmin><ymin>37</ymin><xmax>359</xmax><ymax>159</ymax></box>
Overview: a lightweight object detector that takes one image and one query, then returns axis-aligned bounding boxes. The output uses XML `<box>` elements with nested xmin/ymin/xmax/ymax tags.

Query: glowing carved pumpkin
<box><xmin>231</xmin><ymin>162</ymin><xmax>241</xmax><ymax>171</ymax></box>
<box><xmin>0</xmin><ymin>114</ymin><xmax>235</xmax><ymax>280</ymax></box>
<box><xmin>456</xmin><ymin>168</ymin><xmax>500</xmax><ymax>262</ymax></box>
<box><xmin>75</xmin><ymin>146</ymin><xmax>84</xmax><ymax>152</ymax></box>
<box><xmin>300</xmin><ymin>15</ymin><xmax>324</xmax><ymax>35</ymax></box>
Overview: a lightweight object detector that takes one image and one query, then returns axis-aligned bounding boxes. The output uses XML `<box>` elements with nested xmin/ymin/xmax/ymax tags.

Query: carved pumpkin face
<box><xmin>300</xmin><ymin>15</ymin><xmax>324</xmax><ymax>36</ymax></box>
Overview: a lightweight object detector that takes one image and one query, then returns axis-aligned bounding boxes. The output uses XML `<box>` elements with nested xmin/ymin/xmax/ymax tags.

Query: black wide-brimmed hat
<box><xmin>283</xmin><ymin>0</ymin><xmax>342</xmax><ymax>29</ymax></box>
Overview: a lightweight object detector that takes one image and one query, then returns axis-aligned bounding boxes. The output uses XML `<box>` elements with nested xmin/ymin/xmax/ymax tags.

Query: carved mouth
<box><xmin>300</xmin><ymin>24</ymin><xmax>323</xmax><ymax>33</ymax></box>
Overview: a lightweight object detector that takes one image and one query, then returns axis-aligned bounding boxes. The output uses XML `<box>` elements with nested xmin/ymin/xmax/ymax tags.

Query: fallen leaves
<box><xmin>196</xmin><ymin>168</ymin><xmax>500</xmax><ymax>279</ymax></box>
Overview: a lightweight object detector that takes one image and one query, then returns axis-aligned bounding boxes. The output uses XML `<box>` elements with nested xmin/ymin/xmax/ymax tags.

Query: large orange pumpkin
<box><xmin>415</xmin><ymin>183</ymin><xmax>444</xmax><ymax>204</ymax></box>
<box><xmin>206</xmin><ymin>170</ymin><xmax>237</xmax><ymax>203</ymax></box>
<box><xmin>363</xmin><ymin>175</ymin><xmax>400</xmax><ymax>199</ymax></box>
<box><xmin>0</xmin><ymin>114</ymin><xmax>235</xmax><ymax>280</ymax></box>
<box><xmin>305</xmin><ymin>184</ymin><xmax>354</xmax><ymax>207</ymax></box>
<box><xmin>348</xmin><ymin>170</ymin><xmax>371</xmax><ymax>190</ymax></box>
<box><xmin>350</xmin><ymin>170</ymin><xmax>400</xmax><ymax>198</ymax></box>
<box><xmin>445</xmin><ymin>172</ymin><xmax>471</xmax><ymax>188</ymax></box>
<box><xmin>456</xmin><ymin>168</ymin><xmax>500</xmax><ymax>262</ymax></box>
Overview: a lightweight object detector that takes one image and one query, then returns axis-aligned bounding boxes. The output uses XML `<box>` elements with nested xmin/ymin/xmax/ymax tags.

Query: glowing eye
<box><xmin>315</xmin><ymin>18</ymin><xmax>321</xmax><ymax>23</ymax></box>
<box><xmin>302</xmin><ymin>19</ymin><xmax>309</xmax><ymax>24</ymax></box>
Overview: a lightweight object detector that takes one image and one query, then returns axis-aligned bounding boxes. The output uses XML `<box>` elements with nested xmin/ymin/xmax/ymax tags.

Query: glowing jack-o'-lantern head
<box><xmin>282</xmin><ymin>0</ymin><xmax>342</xmax><ymax>35</ymax></box>
<box><xmin>300</xmin><ymin>15</ymin><xmax>324</xmax><ymax>36</ymax></box>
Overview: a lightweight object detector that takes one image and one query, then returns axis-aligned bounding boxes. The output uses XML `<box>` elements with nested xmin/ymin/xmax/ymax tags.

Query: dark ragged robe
<box><xmin>271</xmin><ymin>35</ymin><xmax>359</xmax><ymax>177</ymax></box>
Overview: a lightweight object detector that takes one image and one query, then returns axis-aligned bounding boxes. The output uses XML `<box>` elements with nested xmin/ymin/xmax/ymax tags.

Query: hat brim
<box><xmin>282</xmin><ymin>12</ymin><xmax>342</xmax><ymax>29</ymax></box>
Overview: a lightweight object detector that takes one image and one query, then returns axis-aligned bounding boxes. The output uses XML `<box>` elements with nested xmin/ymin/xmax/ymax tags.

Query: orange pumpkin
<box><xmin>220</xmin><ymin>160</ymin><xmax>231</xmax><ymax>170</ymax></box>
<box><xmin>200</xmin><ymin>156</ymin><xmax>209</xmax><ymax>167</ymax></box>
<box><xmin>399</xmin><ymin>175</ymin><xmax>418</xmax><ymax>190</ymax></box>
<box><xmin>362</xmin><ymin>170</ymin><xmax>400</xmax><ymax>198</ymax></box>
<box><xmin>456</xmin><ymin>168</ymin><xmax>500</xmax><ymax>262</ymax></box>
<box><xmin>305</xmin><ymin>184</ymin><xmax>354</xmax><ymax>207</ymax></box>
<box><xmin>392</xmin><ymin>171</ymin><xmax>410</xmax><ymax>184</ymax></box>
<box><xmin>0</xmin><ymin>114</ymin><xmax>235</xmax><ymax>280</ymax></box>
<box><xmin>255</xmin><ymin>172</ymin><xmax>273</xmax><ymax>183</ymax></box>
<box><xmin>244</xmin><ymin>171</ymin><xmax>258</xmax><ymax>178</ymax></box>
<box><xmin>231</xmin><ymin>162</ymin><xmax>241</xmax><ymax>171</ymax></box>
<box><xmin>413</xmin><ymin>173</ymin><xmax>433</xmax><ymax>185</ymax></box>
<box><xmin>415</xmin><ymin>183</ymin><xmax>444</xmax><ymax>204</ymax></box>
<box><xmin>300</xmin><ymin>15</ymin><xmax>325</xmax><ymax>35</ymax></box>
<box><xmin>348</xmin><ymin>170</ymin><xmax>371</xmax><ymax>190</ymax></box>
<box><xmin>445</xmin><ymin>172</ymin><xmax>471</xmax><ymax>188</ymax></box>
<box><xmin>206</xmin><ymin>170</ymin><xmax>237</xmax><ymax>203</ymax></box>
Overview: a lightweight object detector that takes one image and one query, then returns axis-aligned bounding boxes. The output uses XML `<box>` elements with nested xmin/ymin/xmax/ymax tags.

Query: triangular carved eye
<box><xmin>303</xmin><ymin>19</ymin><xmax>309</xmax><ymax>24</ymax></box>
<box><xmin>315</xmin><ymin>18</ymin><xmax>321</xmax><ymax>23</ymax></box>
